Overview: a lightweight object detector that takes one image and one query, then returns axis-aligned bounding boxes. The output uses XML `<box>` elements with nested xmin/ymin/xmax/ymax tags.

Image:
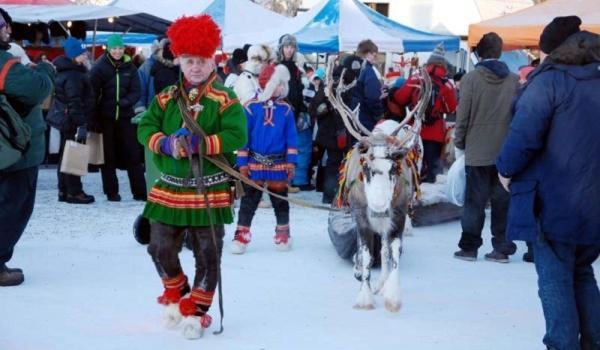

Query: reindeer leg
<box><xmin>353</xmin><ymin>229</ymin><xmax>375</xmax><ymax>310</ymax></box>
<box><xmin>375</xmin><ymin>235</ymin><xmax>390</xmax><ymax>295</ymax></box>
<box><xmin>383</xmin><ymin>234</ymin><xmax>403</xmax><ymax>313</ymax></box>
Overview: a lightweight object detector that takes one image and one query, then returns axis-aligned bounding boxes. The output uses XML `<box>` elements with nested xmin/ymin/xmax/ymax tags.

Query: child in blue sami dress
<box><xmin>232</xmin><ymin>64</ymin><xmax>298</xmax><ymax>254</ymax></box>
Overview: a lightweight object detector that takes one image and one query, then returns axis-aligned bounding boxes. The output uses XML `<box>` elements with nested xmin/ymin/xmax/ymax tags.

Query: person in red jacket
<box><xmin>393</xmin><ymin>44</ymin><xmax>457</xmax><ymax>183</ymax></box>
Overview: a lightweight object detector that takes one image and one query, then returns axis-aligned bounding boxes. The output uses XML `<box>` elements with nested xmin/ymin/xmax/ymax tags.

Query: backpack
<box><xmin>0</xmin><ymin>58</ymin><xmax>31</xmax><ymax>170</ymax></box>
<box><xmin>414</xmin><ymin>76</ymin><xmax>446</xmax><ymax>126</ymax></box>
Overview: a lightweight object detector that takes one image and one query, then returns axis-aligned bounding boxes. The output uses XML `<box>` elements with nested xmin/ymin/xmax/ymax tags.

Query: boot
<box><xmin>66</xmin><ymin>192</ymin><xmax>95</xmax><ymax>204</ymax></box>
<box><xmin>179</xmin><ymin>289</ymin><xmax>214</xmax><ymax>339</ymax></box>
<box><xmin>274</xmin><ymin>225</ymin><xmax>292</xmax><ymax>251</ymax></box>
<box><xmin>484</xmin><ymin>250</ymin><xmax>509</xmax><ymax>263</ymax></box>
<box><xmin>0</xmin><ymin>264</ymin><xmax>24</xmax><ymax>286</ymax></box>
<box><xmin>157</xmin><ymin>273</ymin><xmax>190</xmax><ymax>329</ymax></box>
<box><xmin>107</xmin><ymin>193</ymin><xmax>121</xmax><ymax>202</ymax></box>
<box><xmin>230</xmin><ymin>226</ymin><xmax>251</xmax><ymax>254</ymax></box>
<box><xmin>58</xmin><ymin>192</ymin><xmax>67</xmax><ymax>202</ymax></box>
<box><xmin>454</xmin><ymin>249</ymin><xmax>477</xmax><ymax>261</ymax></box>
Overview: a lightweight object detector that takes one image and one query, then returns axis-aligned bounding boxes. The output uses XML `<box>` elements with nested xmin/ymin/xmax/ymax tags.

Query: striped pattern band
<box><xmin>148</xmin><ymin>132</ymin><xmax>166</xmax><ymax>154</ymax></box>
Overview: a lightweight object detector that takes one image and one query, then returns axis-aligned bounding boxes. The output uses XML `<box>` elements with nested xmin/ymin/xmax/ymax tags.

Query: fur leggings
<box><xmin>148</xmin><ymin>221</ymin><xmax>224</xmax><ymax>292</ymax></box>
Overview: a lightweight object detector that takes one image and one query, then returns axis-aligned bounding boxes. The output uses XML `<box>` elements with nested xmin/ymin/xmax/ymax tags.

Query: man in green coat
<box><xmin>0</xmin><ymin>9</ymin><xmax>54</xmax><ymax>287</ymax></box>
<box><xmin>137</xmin><ymin>14</ymin><xmax>247</xmax><ymax>339</ymax></box>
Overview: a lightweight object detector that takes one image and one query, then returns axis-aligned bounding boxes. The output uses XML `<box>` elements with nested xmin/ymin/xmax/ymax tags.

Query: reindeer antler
<box><xmin>325</xmin><ymin>58</ymin><xmax>371</xmax><ymax>141</ymax></box>
<box><xmin>390</xmin><ymin>68</ymin><xmax>432</xmax><ymax>142</ymax></box>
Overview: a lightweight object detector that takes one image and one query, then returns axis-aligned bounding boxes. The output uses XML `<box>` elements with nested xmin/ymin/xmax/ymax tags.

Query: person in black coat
<box><xmin>89</xmin><ymin>34</ymin><xmax>145</xmax><ymax>202</ymax></box>
<box><xmin>48</xmin><ymin>37</ymin><xmax>95</xmax><ymax>204</ymax></box>
<box><xmin>150</xmin><ymin>40</ymin><xmax>179</xmax><ymax>94</ymax></box>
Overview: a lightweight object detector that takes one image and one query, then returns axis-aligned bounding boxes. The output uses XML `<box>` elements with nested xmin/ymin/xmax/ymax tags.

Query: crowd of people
<box><xmin>0</xmin><ymin>6</ymin><xmax>598</xmax><ymax>348</ymax></box>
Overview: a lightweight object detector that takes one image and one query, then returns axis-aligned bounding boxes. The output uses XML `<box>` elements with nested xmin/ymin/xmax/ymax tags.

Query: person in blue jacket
<box><xmin>496</xmin><ymin>16</ymin><xmax>600</xmax><ymax>350</ymax></box>
<box><xmin>352</xmin><ymin>39</ymin><xmax>384</xmax><ymax>132</ymax></box>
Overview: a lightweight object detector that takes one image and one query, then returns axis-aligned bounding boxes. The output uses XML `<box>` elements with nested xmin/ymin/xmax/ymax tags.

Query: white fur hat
<box><xmin>244</xmin><ymin>44</ymin><xmax>273</xmax><ymax>75</ymax></box>
<box><xmin>258</xmin><ymin>64</ymin><xmax>290</xmax><ymax>101</ymax></box>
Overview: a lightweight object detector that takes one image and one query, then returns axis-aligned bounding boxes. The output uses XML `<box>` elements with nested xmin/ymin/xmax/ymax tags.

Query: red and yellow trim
<box><xmin>190</xmin><ymin>288</ymin><xmax>215</xmax><ymax>307</ymax></box>
<box><xmin>162</xmin><ymin>273</ymin><xmax>187</xmax><ymax>289</ymax></box>
<box><xmin>157</xmin><ymin>91</ymin><xmax>173</xmax><ymax>110</ymax></box>
<box><xmin>148</xmin><ymin>132</ymin><xmax>166</xmax><ymax>154</ymax></box>
<box><xmin>219</xmin><ymin>97</ymin><xmax>240</xmax><ymax>114</ymax></box>
<box><xmin>286</xmin><ymin>148</ymin><xmax>298</xmax><ymax>155</ymax></box>
<box><xmin>148</xmin><ymin>187</ymin><xmax>232</xmax><ymax>209</ymax></box>
<box><xmin>204</xmin><ymin>134</ymin><xmax>222</xmax><ymax>155</ymax></box>
<box><xmin>248</xmin><ymin>163</ymin><xmax>289</xmax><ymax>172</ymax></box>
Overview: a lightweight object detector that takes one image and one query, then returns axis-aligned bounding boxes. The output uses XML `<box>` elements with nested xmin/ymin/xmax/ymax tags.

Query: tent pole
<box><xmin>92</xmin><ymin>19</ymin><xmax>98</xmax><ymax>63</ymax></box>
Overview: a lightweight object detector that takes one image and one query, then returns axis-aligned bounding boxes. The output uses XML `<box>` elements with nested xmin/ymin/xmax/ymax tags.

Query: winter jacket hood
<box><xmin>475</xmin><ymin>59</ymin><xmax>510</xmax><ymax>81</ymax></box>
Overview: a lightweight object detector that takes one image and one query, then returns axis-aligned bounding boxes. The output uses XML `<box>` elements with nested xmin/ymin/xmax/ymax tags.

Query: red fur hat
<box><xmin>167</xmin><ymin>15</ymin><xmax>221</xmax><ymax>58</ymax></box>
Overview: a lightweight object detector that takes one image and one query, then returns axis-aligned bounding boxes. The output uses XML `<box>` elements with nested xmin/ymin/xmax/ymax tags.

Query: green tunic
<box><xmin>137</xmin><ymin>75</ymin><xmax>247</xmax><ymax>226</ymax></box>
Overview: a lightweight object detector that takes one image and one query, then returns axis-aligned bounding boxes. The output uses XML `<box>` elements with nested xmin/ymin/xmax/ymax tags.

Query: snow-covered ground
<box><xmin>1</xmin><ymin>168</ymin><xmax>598</xmax><ymax>350</ymax></box>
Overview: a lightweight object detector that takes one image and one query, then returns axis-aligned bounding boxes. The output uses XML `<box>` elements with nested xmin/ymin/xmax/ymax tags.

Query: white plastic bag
<box><xmin>446</xmin><ymin>155</ymin><xmax>466</xmax><ymax>206</ymax></box>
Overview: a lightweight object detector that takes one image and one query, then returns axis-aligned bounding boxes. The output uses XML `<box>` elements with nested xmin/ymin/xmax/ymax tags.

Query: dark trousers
<box><xmin>148</xmin><ymin>221</ymin><xmax>224</xmax><ymax>293</ymax></box>
<box><xmin>0</xmin><ymin>167</ymin><xmax>38</xmax><ymax>265</ymax></box>
<box><xmin>458</xmin><ymin>165</ymin><xmax>517</xmax><ymax>255</ymax></box>
<box><xmin>237</xmin><ymin>185</ymin><xmax>289</xmax><ymax>228</ymax></box>
<box><xmin>421</xmin><ymin>140</ymin><xmax>443</xmax><ymax>183</ymax></box>
<box><xmin>100</xmin><ymin>118</ymin><xmax>146</xmax><ymax>197</ymax></box>
<box><xmin>533</xmin><ymin>238</ymin><xmax>600</xmax><ymax>350</ymax></box>
<box><xmin>323</xmin><ymin>149</ymin><xmax>344</xmax><ymax>204</ymax></box>
<box><xmin>57</xmin><ymin>130</ymin><xmax>83</xmax><ymax>196</ymax></box>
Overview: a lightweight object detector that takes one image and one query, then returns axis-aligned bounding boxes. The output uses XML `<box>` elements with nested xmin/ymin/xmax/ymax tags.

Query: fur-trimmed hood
<box><xmin>549</xmin><ymin>31</ymin><xmax>600</xmax><ymax>66</ymax></box>
<box><xmin>258</xmin><ymin>64</ymin><xmax>290</xmax><ymax>102</ymax></box>
<box><xmin>243</xmin><ymin>44</ymin><xmax>272</xmax><ymax>75</ymax></box>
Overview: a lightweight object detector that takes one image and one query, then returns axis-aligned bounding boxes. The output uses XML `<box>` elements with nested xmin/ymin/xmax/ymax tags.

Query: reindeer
<box><xmin>326</xmin><ymin>61</ymin><xmax>431</xmax><ymax>312</ymax></box>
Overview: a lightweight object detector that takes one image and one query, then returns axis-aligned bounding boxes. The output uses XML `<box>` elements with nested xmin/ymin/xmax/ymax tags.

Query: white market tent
<box><xmin>0</xmin><ymin>0</ymin><xmax>170</xmax><ymax>34</ymax></box>
<box><xmin>112</xmin><ymin>0</ymin><xmax>289</xmax><ymax>51</ymax></box>
<box><xmin>228</xmin><ymin>0</ymin><xmax>460</xmax><ymax>53</ymax></box>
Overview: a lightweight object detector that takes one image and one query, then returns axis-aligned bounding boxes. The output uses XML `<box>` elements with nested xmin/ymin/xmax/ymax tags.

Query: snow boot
<box><xmin>484</xmin><ymin>250</ymin><xmax>509</xmax><ymax>263</ymax></box>
<box><xmin>179</xmin><ymin>289</ymin><xmax>214</xmax><ymax>339</ymax></box>
<box><xmin>0</xmin><ymin>264</ymin><xmax>24</xmax><ymax>287</ymax></box>
<box><xmin>157</xmin><ymin>273</ymin><xmax>190</xmax><ymax>328</ymax></box>
<box><xmin>274</xmin><ymin>225</ymin><xmax>292</xmax><ymax>251</ymax></box>
<box><xmin>454</xmin><ymin>249</ymin><xmax>477</xmax><ymax>261</ymax></box>
<box><xmin>230</xmin><ymin>226</ymin><xmax>251</xmax><ymax>254</ymax></box>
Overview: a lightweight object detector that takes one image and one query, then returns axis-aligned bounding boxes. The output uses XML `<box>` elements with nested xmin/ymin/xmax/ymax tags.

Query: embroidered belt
<box><xmin>160</xmin><ymin>172</ymin><xmax>231</xmax><ymax>188</ymax></box>
<box><xmin>249</xmin><ymin>151</ymin><xmax>286</xmax><ymax>167</ymax></box>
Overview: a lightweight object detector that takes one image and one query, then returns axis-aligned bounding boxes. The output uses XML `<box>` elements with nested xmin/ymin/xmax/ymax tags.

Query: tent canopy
<box><xmin>229</xmin><ymin>0</ymin><xmax>460</xmax><ymax>53</ymax></box>
<box><xmin>0</xmin><ymin>0</ymin><xmax>170</xmax><ymax>34</ymax></box>
<box><xmin>468</xmin><ymin>0</ymin><xmax>600</xmax><ymax>49</ymax></box>
<box><xmin>112</xmin><ymin>0</ymin><xmax>288</xmax><ymax>50</ymax></box>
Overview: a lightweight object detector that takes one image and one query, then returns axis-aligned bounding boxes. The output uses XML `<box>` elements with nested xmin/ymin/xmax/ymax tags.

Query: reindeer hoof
<box><xmin>384</xmin><ymin>299</ymin><xmax>402</xmax><ymax>313</ymax></box>
<box><xmin>353</xmin><ymin>302</ymin><xmax>375</xmax><ymax>310</ymax></box>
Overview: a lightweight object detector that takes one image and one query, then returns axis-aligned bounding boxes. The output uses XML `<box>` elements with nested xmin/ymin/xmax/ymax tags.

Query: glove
<box><xmin>159</xmin><ymin>134</ymin><xmax>184</xmax><ymax>159</ymax></box>
<box><xmin>286</xmin><ymin>163</ymin><xmax>296</xmax><ymax>181</ymax></box>
<box><xmin>239</xmin><ymin>166</ymin><xmax>249</xmax><ymax>178</ymax></box>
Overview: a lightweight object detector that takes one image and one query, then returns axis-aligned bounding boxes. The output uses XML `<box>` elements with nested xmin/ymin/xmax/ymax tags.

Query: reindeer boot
<box><xmin>230</xmin><ymin>226</ymin><xmax>251</xmax><ymax>254</ymax></box>
<box><xmin>274</xmin><ymin>224</ymin><xmax>292</xmax><ymax>251</ymax></box>
<box><xmin>156</xmin><ymin>273</ymin><xmax>190</xmax><ymax>329</ymax></box>
<box><xmin>179</xmin><ymin>289</ymin><xmax>215</xmax><ymax>339</ymax></box>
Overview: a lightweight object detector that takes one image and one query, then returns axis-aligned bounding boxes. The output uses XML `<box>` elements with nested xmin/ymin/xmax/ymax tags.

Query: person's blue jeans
<box><xmin>533</xmin><ymin>237</ymin><xmax>600</xmax><ymax>350</ymax></box>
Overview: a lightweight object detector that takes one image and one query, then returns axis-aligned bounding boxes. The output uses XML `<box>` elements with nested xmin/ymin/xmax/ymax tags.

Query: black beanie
<box><xmin>475</xmin><ymin>32</ymin><xmax>503</xmax><ymax>59</ymax></box>
<box><xmin>539</xmin><ymin>16</ymin><xmax>582</xmax><ymax>54</ymax></box>
<box><xmin>232</xmin><ymin>48</ymin><xmax>247</xmax><ymax>66</ymax></box>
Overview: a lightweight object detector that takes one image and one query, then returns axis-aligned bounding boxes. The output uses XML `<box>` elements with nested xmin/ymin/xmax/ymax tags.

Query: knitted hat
<box><xmin>314</xmin><ymin>67</ymin><xmax>325</xmax><ymax>81</ymax></box>
<box><xmin>167</xmin><ymin>15</ymin><xmax>221</xmax><ymax>58</ymax></box>
<box><xmin>107</xmin><ymin>34</ymin><xmax>124</xmax><ymax>49</ymax></box>
<box><xmin>278</xmin><ymin>34</ymin><xmax>297</xmax><ymax>61</ymax></box>
<box><xmin>231</xmin><ymin>48</ymin><xmax>247</xmax><ymax>66</ymax></box>
<box><xmin>539</xmin><ymin>16</ymin><xmax>582</xmax><ymax>54</ymax></box>
<box><xmin>258</xmin><ymin>64</ymin><xmax>290</xmax><ymax>101</ymax></box>
<box><xmin>427</xmin><ymin>43</ymin><xmax>447</xmax><ymax>66</ymax></box>
<box><xmin>62</xmin><ymin>37</ymin><xmax>86</xmax><ymax>59</ymax></box>
<box><xmin>475</xmin><ymin>32</ymin><xmax>503</xmax><ymax>59</ymax></box>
